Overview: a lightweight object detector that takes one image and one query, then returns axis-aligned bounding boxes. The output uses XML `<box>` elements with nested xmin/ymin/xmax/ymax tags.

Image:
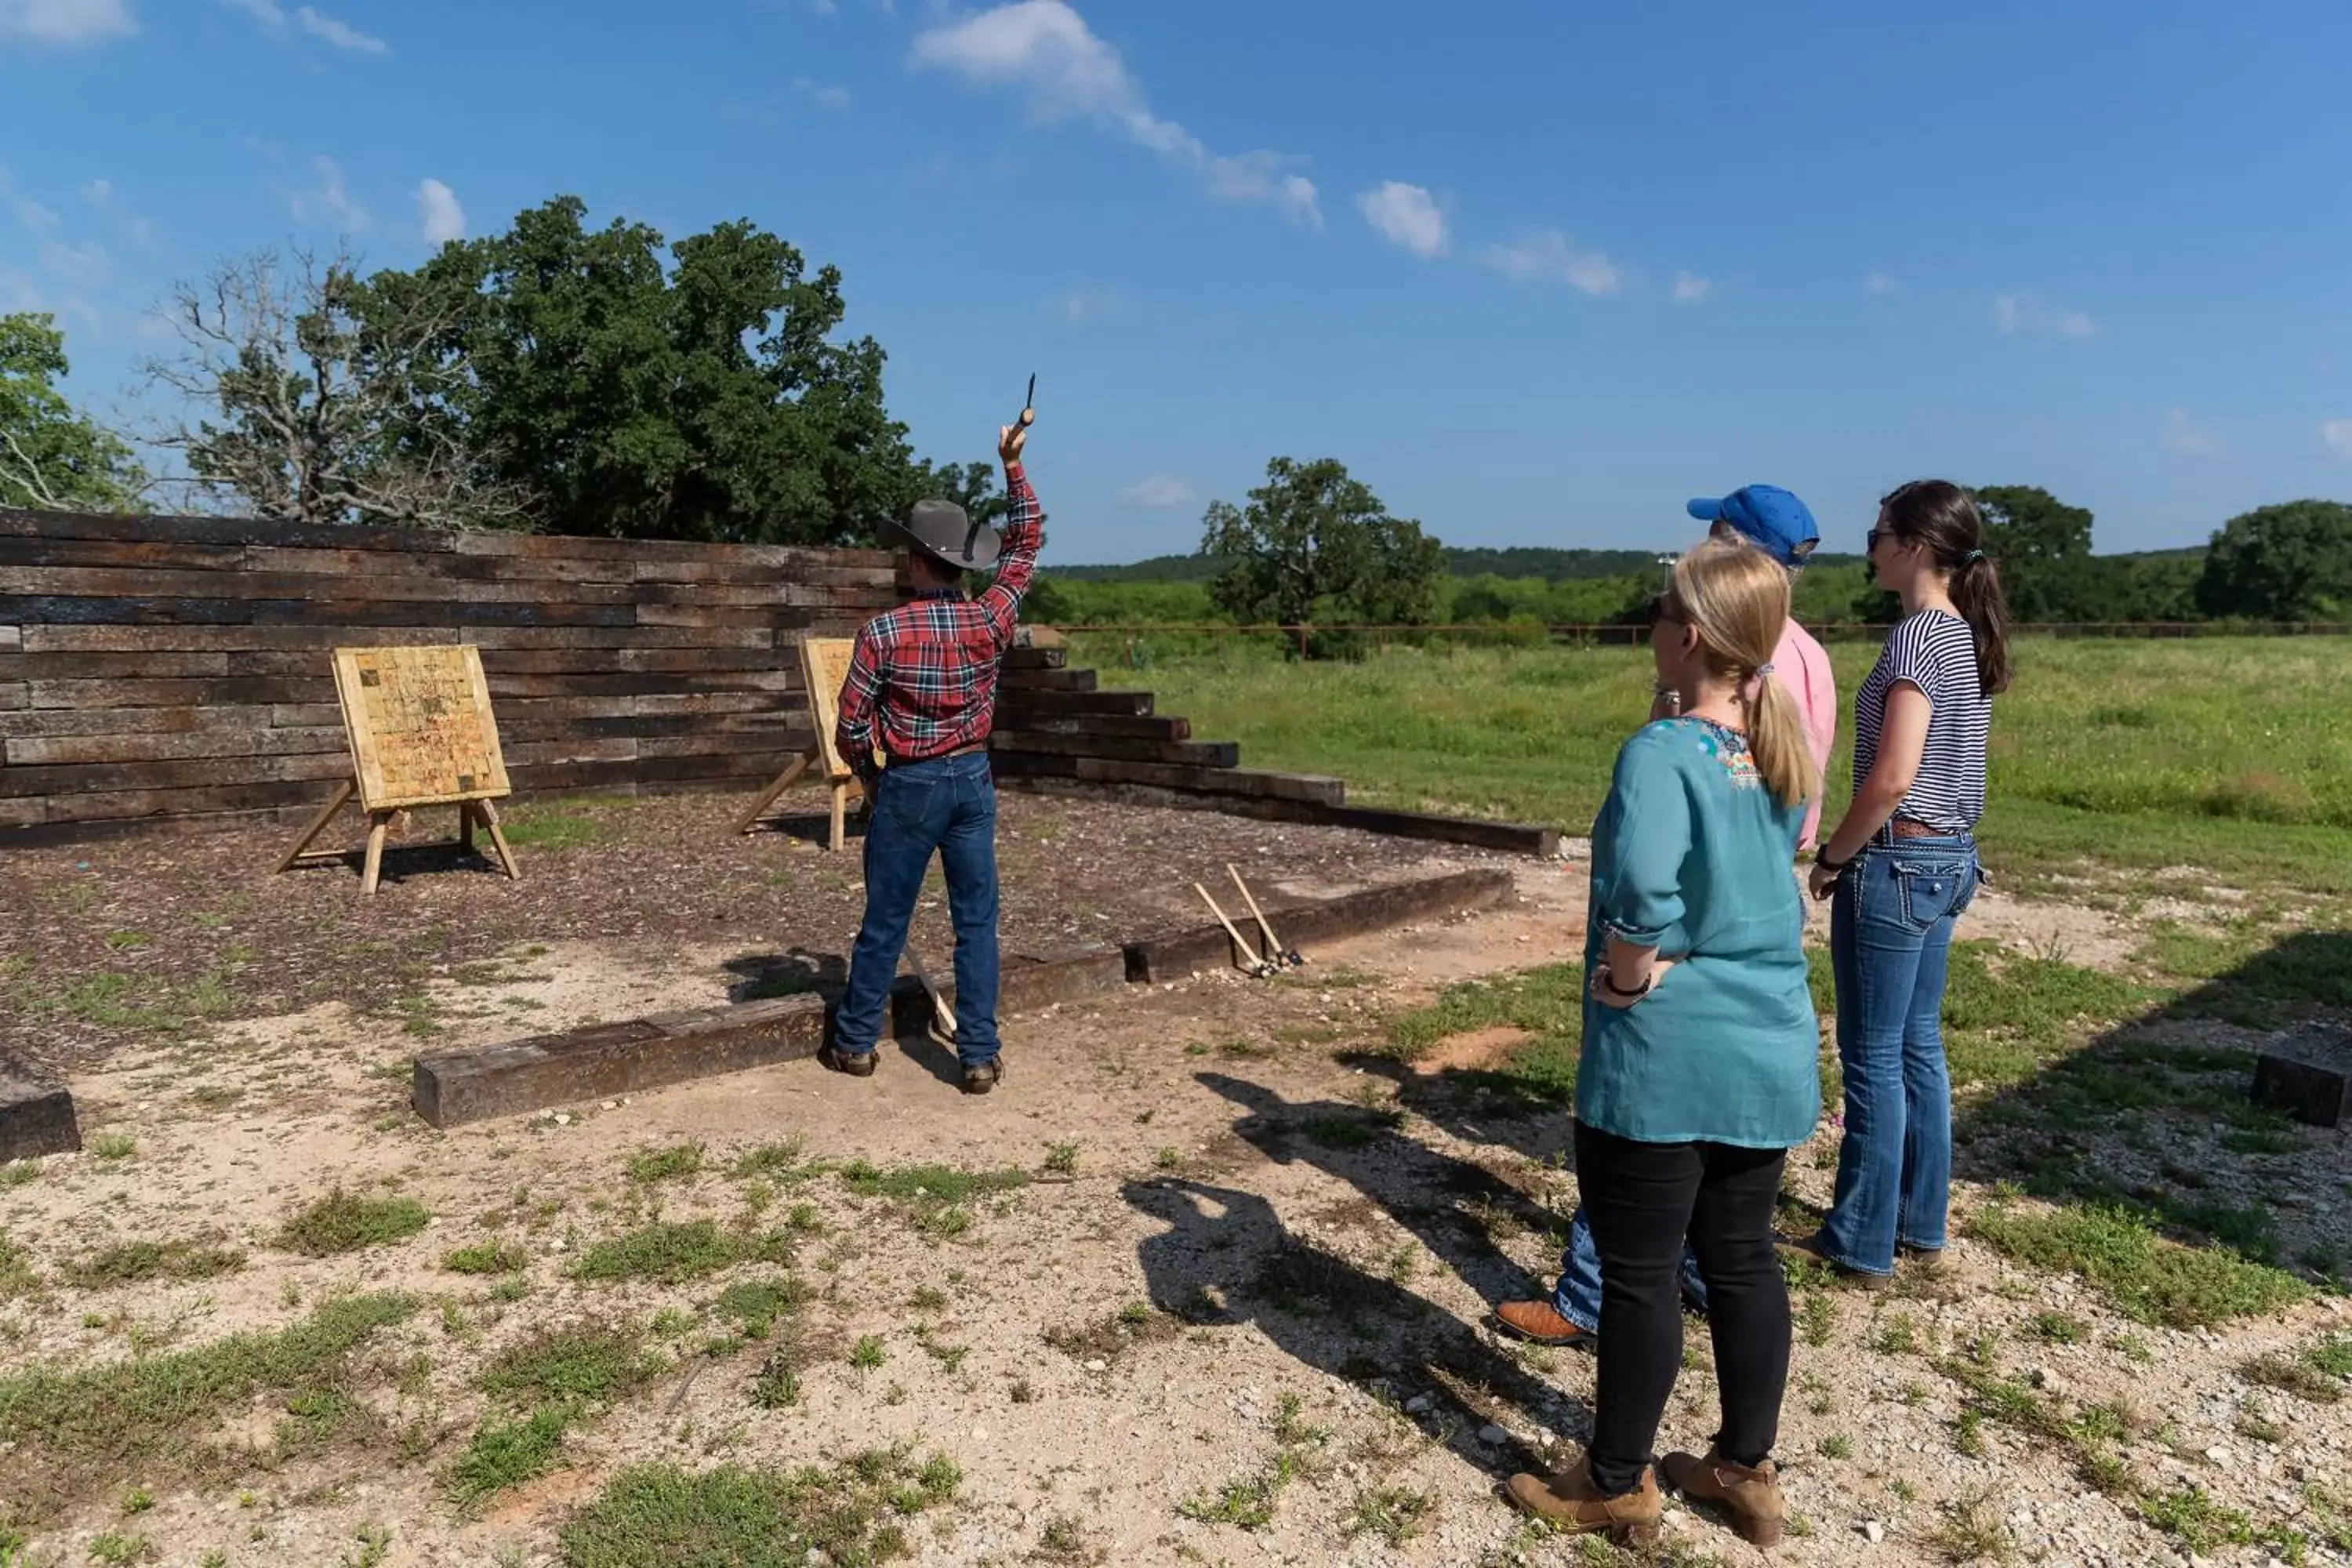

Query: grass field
<box><xmin>1075</xmin><ymin>634</ymin><xmax>2352</xmax><ymax>906</ymax></box>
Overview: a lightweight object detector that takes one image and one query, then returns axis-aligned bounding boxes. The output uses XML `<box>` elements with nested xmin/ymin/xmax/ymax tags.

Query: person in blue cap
<box><xmin>1494</xmin><ymin>485</ymin><xmax>1837</xmax><ymax>1350</ymax></box>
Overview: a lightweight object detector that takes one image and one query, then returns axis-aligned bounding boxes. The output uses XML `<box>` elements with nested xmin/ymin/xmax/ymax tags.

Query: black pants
<box><xmin>1575</xmin><ymin>1120</ymin><xmax>1791</xmax><ymax>1497</ymax></box>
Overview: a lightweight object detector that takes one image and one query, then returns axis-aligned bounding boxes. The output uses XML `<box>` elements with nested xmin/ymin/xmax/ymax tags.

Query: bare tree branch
<box><xmin>140</xmin><ymin>245</ymin><xmax>535</xmax><ymax>531</ymax></box>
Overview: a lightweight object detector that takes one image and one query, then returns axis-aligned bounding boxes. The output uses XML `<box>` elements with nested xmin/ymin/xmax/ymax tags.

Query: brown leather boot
<box><xmin>1662</xmin><ymin>1447</ymin><xmax>1786</xmax><ymax>1548</ymax></box>
<box><xmin>1493</xmin><ymin>1298</ymin><xmax>1594</xmax><ymax>1347</ymax></box>
<box><xmin>1501</xmin><ymin>1452</ymin><xmax>1661</xmax><ymax>1544</ymax></box>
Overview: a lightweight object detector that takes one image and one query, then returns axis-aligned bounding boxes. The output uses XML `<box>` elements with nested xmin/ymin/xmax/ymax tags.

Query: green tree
<box><xmin>2195</xmin><ymin>501</ymin><xmax>2352</xmax><ymax>621</ymax></box>
<box><xmin>146</xmin><ymin>249</ymin><xmax>527</xmax><ymax>528</ymax></box>
<box><xmin>1200</xmin><ymin>456</ymin><xmax>1444</xmax><ymax>656</ymax></box>
<box><xmin>0</xmin><ymin>312</ymin><xmax>146</xmax><ymax>511</ymax></box>
<box><xmin>370</xmin><ymin>197</ymin><xmax>982</xmax><ymax>546</ymax></box>
<box><xmin>1975</xmin><ymin>485</ymin><xmax>2094</xmax><ymax>620</ymax></box>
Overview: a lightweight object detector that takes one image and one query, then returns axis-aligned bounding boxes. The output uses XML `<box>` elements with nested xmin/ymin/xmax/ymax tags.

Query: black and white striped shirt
<box><xmin>1852</xmin><ymin>610</ymin><xmax>1991</xmax><ymax>835</ymax></box>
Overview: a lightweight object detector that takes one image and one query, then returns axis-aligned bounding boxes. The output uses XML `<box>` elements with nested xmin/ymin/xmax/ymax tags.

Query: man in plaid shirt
<box><xmin>822</xmin><ymin>419</ymin><xmax>1041</xmax><ymax>1094</ymax></box>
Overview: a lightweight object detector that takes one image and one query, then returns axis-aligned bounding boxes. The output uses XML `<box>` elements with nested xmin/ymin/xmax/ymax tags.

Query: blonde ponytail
<box><xmin>1663</xmin><ymin>538</ymin><xmax>1817</xmax><ymax>812</ymax></box>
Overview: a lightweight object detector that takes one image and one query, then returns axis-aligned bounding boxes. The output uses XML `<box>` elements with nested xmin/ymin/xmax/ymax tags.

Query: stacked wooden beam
<box><xmin>0</xmin><ymin>508</ymin><xmax>901</xmax><ymax>840</ymax></box>
<box><xmin>986</xmin><ymin>645</ymin><xmax>1563</xmax><ymax>856</ymax></box>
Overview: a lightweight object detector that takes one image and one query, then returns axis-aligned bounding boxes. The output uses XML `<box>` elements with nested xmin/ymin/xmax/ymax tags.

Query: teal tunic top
<box><xmin>1575</xmin><ymin>717</ymin><xmax>1820</xmax><ymax>1149</ymax></box>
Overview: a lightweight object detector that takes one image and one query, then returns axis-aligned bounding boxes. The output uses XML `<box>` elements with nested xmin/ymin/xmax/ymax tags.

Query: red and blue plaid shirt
<box><xmin>836</xmin><ymin>462</ymin><xmax>1043</xmax><ymax>779</ymax></box>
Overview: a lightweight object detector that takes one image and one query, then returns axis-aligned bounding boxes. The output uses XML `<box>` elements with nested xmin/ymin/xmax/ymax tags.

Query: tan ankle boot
<box><xmin>1662</xmin><ymin>1447</ymin><xmax>1786</xmax><ymax>1547</ymax></box>
<box><xmin>1502</xmin><ymin>1451</ymin><xmax>1661</xmax><ymax>1544</ymax></box>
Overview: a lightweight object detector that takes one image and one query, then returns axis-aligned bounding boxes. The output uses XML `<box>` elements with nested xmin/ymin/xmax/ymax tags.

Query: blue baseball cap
<box><xmin>1686</xmin><ymin>485</ymin><xmax>1820</xmax><ymax>568</ymax></box>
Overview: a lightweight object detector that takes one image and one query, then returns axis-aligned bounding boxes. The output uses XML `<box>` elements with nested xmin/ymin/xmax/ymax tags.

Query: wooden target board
<box><xmin>278</xmin><ymin>643</ymin><xmax>520</xmax><ymax>894</ymax></box>
<box><xmin>732</xmin><ymin>636</ymin><xmax>875</xmax><ymax>848</ymax></box>
<box><xmin>334</xmin><ymin>644</ymin><xmax>512</xmax><ymax>811</ymax></box>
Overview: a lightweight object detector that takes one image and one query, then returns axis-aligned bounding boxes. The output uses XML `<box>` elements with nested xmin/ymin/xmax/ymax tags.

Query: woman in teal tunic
<box><xmin>1504</xmin><ymin>538</ymin><xmax>1820</xmax><ymax>1549</ymax></box>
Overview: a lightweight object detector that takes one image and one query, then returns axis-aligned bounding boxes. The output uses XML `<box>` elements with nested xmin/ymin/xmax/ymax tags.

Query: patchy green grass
<box><xmin>1968</xmin><ymin>1199</ymin><xmax>2307</xmax><ymax>1327</ymax></box>
<box><xmin>89</xmin><ymin>1132</ymin><xmax>136</xmax><ymax>1161</ymax></box>
<box><xmin>1301</xmin><ymin>1109</ymin><xmax>1404</xmax><ymax>1151</ymax></box>
<box><xmin>279</xmin><ymin>1191</ymin><xmax>430</xmax><ymax>1257</ymax></box>
<box><xmin>1179</xmin><ymin>1450</ymin><xmax>1300</xmax><ymax>1530</ymax></box>
<box><xmin>0</xmin><ymin>1294</ymin><xmax>413</xmax><ymax>1518</ymax></box>
<box><xmin>478</xmin><ymin>1327</ymin><xmax>655</xmax><ymax>1408</ymax></box>
<box><xmin>840</xmin><ymin>1162</ymin><xmax>1028</xmax><ymax>1240</ymax></box>
<box><xmin>2241</xmin><ymin>1334</ymin><xmax>2352</xmax><ymax>1404</ymax></box>
<box><xmin>1376</xmin><ymin>964</ymin><xmax>1583</xmax><ymax>1107</ymax></box>
<box><xmin>1343</xmin><ymin>1486</ymin><xmax>1434</xmax><ymax>1545</ymax></box>
<box><xmin>1</xmin><ymin>1231</ymin><xmax>42</xmax><ymax>1299</ymax></box>
<box><xmin>448</xmin><ymin>1406</ymin><xmax>574</xmax><ymax>1511</ymax></box>
<box><xmin>554</xmin><ymin>1450</ymin><xmax>961</xmax><ymax>1567</ymax></box>
<box><xmin>568</xmin><ymin>1221</ymin><xmax>791</xmax><ymax>1286</ymax></box>
<box><xmin>626</xmin><ymin>1143</ymin><xmax>704</xmax><ymax>1184</ymax></box>
<box><xmin>495</xmin><ymin>811</ymin><xmax>610</xmax><ymax>851</ymax></box>
<box><xmin>64</xmin><ymin>1240</ymin><xmax>245</xmax><ymax>1289</ymax></box>
<box><xmin>712</xmin><ymin>1278</ymin><xmax>805</xmax><ymax>1341</ymax></box>
<box><xmin>443</xmin><ymin>1241</ymin><xmax>526</xmax><ymax>1276</ymax></box>
<box><xmin>2140</xmin><ymin>1484</ymin><xmax>2306</xmax><ymax>1558</ymax></box>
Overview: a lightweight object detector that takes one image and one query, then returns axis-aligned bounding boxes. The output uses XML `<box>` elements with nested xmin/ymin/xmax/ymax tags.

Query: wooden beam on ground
<box><xmin>0</xmin><ymin>1054</ymin><xmax>82</xmax><ymax>1161</ymax></box>
<box><xmin>405</xmin><ymin>869</ymin><xmax>1514</xmax><ymax>1127</ymax></box>
<box><xmin>1123</xmin><ymin>868</ymin><xmax>1515</xmax><ymax>983</ymax></box>
<box><xmin>412</xmin><ymin>993</ymin><xmax>828</xmax><ymax>1128</ymax></box>
<box><xmin>989</xmin><ymin>731</ymin><xmax>1240</xmax><ymax>768</ymax></box>
<box><xmin>988</xmin><ymin>750</ymin><xmax>1344</xmax><ymax>804</ymax></box>
<box><xmin>996</xmin><ymin>774</ymin><xmax>1561</xmax><ymax>858</ymax></box>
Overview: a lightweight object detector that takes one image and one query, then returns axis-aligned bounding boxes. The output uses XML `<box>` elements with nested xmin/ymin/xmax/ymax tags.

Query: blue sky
<box><xmin>2</xmin><ymin>0</ymin><xmax>2348</xmax><ymax>563</ymax></box>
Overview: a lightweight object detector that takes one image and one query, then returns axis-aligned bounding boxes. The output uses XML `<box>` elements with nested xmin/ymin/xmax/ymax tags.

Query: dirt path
<box><xmin>2</xmin><ymin>859</ymin><xmax>2347</xmax><ymax>1567</ymax></box>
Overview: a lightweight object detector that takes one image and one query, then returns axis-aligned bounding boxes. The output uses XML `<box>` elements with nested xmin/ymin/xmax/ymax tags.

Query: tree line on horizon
<box><xmin>1</xmin><ymin>192</ymin><xmax>2344</xmax><ymax>633</ymax></box>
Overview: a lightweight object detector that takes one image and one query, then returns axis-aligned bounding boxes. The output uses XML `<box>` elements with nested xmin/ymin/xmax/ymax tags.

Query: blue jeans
<box><xmin>833</xmin><ymin>752</ymin><xmax>1001</xmax><ymax>1069</ymax></box>
<box><xmin>1817</xmin><ymin>835</ymin><xmax>1979</xmax><ymax>1276</ymax></box>
<box><xmin>1553</xmin><ymin>1203</ymin><xmax>1708</xmax><ymax>1333</ymax></box>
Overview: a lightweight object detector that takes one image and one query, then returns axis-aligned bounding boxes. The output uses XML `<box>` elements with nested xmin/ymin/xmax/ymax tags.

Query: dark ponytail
<box><xmin>1879</xmin><ymin>480</ymin><xmax>2013</xmax><ymax>697</ymax></box>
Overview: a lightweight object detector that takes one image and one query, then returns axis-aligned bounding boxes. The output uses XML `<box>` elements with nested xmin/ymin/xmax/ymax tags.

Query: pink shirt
<box><xmin>1772</xmin><ymin>619</ymin><xmax>1838</xmax><ymax>850</ymax></box>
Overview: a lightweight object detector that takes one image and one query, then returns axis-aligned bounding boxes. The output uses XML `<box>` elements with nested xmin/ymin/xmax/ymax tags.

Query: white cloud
<box><xmin>2163</xmin><ymin>408</ymin><xmax>2223</xmax><ymax>458</ymax></box>
<box><xmin>2323</xmin><ymin>419</ymin><xmax>2352</xmax><ymax>461</ymax></box>
<box><xmin>911</xmin><ymin>1</ymin><xmax>1319</xmax><ymax>227</ymax></box>
<box><xmin>223</xmin><ymin>0</ymin><xmax>385</xmax><ymax>52</ymax></box>
<box><xmin>1671</xmin><ymin>270</ymin><xmax>1712</xmax><ymax>303</ymax></box>
<box><xmin>1483</xmin><ymin>230</ymin><xmax>1621</xmax><ymax>296</ymax></box>
<box><xmin>414</xmin><ymin>177</ymin><xmax>464</xmax><ymax>246</ymax></box>
<box><xmin>13</xmin><ymin>196</ymin><xmax>59</xmax><ymax>235</ymax></box>
<box><xmin>1356</xmin><ymin>180</ymin><xmax>1446</xmax><ymax>259</ymax></box>
<box><xmin>296</xmin><ymin>6</ymin><xmax>384</xmax><ymax>52</ymax></box>
<box><xmin>127</xmin><ymin>216</ymin><xmax>152</xmax><ymax>246</ymax></box>
<box><xmin>1992</xmin><ymin>291</ymin><xmax>2097</xmax><ymax>339</ymax></box>
<box><xmin>0</xmin><ymin>0</ymin><xmax>136</xmax><ymax>45</ymax></box>
<box><xmin>1120</xmin><ymin>476</ymin><xmax>1196</xmax><ymax>510</ymax></box>
<box><xmin>81</xmin><ymin>177</ymin><xmax>112</xmax><ymax>205</ymax></box>
<box><xmin>790</xmin><ymin>74</ymin><xmax>851</xmax><ymax>110</ymax></box>
<box><xmin>1058</xmin><ymin>287</ymin><xmax>1114</xmax><ymax>323</ymax></box>
<box><xmin>1863</xmin><ymin>270</ymin><xmax>1898</xmax><ymax>296</ymax></box>
<box><xmin>40</xmin><ymin>238</ymin><xmax>110</xmax><ymax>285</ymax></box>
<box><xmin>291</xmin><ymin>154</ymin><xmax>370</xmax><ymax>232</ymax></box>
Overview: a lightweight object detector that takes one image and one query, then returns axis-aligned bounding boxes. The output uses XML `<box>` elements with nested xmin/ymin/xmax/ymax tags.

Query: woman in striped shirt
<box><xmin>1790</xmin><ymin>481</ymin><xmax>2013</xmax><ymax>1283</ymax></box>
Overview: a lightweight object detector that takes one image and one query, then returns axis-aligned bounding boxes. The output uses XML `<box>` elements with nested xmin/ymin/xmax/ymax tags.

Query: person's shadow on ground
<box><xmin>1121</xmin><ymin>1174</ymin><xmax>1591</xmax><ymax>1479</ymax></box>
<box><xmin>720</xmin><ymin>949</ymin><xmax>963</xmax><ymax>1087</ymax></box>
<box><xmin>1194</xmin><ymin>1071</ymin><xmax>1561</xmax><ymax>1311</ymax></box>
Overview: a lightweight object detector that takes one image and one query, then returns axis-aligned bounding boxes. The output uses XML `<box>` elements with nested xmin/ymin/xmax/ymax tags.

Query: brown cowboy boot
<box><xmin>1501</xmin><ymin>1451</ymin><xmax>1661</xmax><ymax>1544</ymax></box>
<box><xmin>1662</xmin><ymin>1447</ymin><xmax>1787</xmax><ymax>1548</ymax></box>
<box><xmin>1492</xmin><ymin>1298</ymin><xmax>1594</xmax><ymax>1348</ymax></box>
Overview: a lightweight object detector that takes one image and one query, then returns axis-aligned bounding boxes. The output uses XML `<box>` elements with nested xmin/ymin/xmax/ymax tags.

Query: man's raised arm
<box><xmin>981</xmin><ymin>423</ymin><xmax>1042</xmax><ymax>644</ymax></box>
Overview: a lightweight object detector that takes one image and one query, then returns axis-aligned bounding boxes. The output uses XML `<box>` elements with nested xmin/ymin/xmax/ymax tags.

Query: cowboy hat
<box><xmin>886</xmin><ymin>497</ymin><xmax>1002</xmax><ymax>573</ymax></box>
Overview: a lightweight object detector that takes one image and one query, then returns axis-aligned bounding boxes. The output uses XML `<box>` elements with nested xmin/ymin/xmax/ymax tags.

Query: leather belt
<box><xmin>1884</xmin><ymin>818</ymin><xmax>1958</xmax><ymax>840</ymax></box>
<box><xmin>884</xmin><ymin>742</ymin><xmax>985</xmax><ymax>768</ymax></box>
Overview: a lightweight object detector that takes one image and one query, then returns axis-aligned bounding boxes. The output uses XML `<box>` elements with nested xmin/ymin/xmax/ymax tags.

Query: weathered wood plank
<box><xmin>988</xmin><ymin>751</ymin><xmax>1343</xmax><ymax>804</ymax></box>
<box><xmin>989</xmin><ymin>731</ymin><xmax>1240</xmax><ymax>768</ymax></box>
<box><xmin>0</xmin><ymin>706</ymin><xmax>247</xmax><ymax>739</ymax></box>
<box><xmin>994</xmin><ymin>688</ymin><xmax>1153</xmax><ymax>717</ymax></box>
<box><xmin>1000</xmin><ymin>712</ymin><xmax>1189</xmax><ymax>741</ymax></box>
<box><xmin>0</xmin><ymin>595</ymin><xmax>256</xmax><ymax>626</ymax></box>
<box><xmin>24</xmin><ymin>623</ymin><xmax>779</xmax><ymax>652</ymax></box>
<box><xmin>5</xmin><ymin>726</ymin><xmax>347</xmax><ymax>766</ymax></box>
<box><xmin>1000</xmin><ymin>647</ymin><xmax>1067</xmax><ymax>670</ymax></box>
<box><xmin>39</xmin><ymin>779</ymin><xmax>332</xmax><ymax>822</ymax></box>
<box><xmin>0</xmin><ymin>507</ymin><xmax>457</xmax><ymax>552</ymax></box>
<box><xmin>6</xmin><ymin>652</ymin><xmax>231</xmax><ymax>680</ymax></box>
<box><xmin>28</xmin><ymin>677</ymin><xmax>328</xmax><ymax>710</ymax></box>
<box><xmin>1123</xmin><ymin>869</ymin><xmax>1513</xmax><ymax>983</ymax></box>
<box><xmin>0</xmin><ymin>536</ymin><xmax>252</xmax><ymax>571</ymax></box>
<box><xmin>0</xmin><ymin>1056</ymin><xmax>81</xmax><ymax>1161</ymax></box>
<box><xmin>996</xmin><ymin>666</ymin><xmax>1098</xmax><ymax>692</ymax></box>
<box><xmin>411</xmin><ymin>993</ymin><xmax>827</xmax><ymax>1128</ymax></box>
<box><xmin>0</xmin><ymin>750</ymin><xmax>354</xmax><ymax>797</ymax></box>
<box><xmin>247</xmin><ymin>600</ymin><xmax>636</xmax><ymax>628</ymax></box>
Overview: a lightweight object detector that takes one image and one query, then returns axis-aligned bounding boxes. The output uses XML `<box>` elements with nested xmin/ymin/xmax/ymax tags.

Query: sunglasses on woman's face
<box><xmin>1865</xmin><ymin>527</ymin><xmax>1886</xmax><ymax>554</ymax></box>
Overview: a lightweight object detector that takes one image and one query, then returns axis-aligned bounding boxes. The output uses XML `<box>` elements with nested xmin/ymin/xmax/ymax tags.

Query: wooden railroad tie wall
<box><xmin>0</xmin><ymin>508</ymin><xmax>902</xmax><ymax>841</ymax></box>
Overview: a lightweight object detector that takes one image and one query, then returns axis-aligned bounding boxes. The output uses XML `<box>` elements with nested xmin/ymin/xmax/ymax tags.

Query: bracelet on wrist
<box><xmin>1599</xmin><ymin>968</ymin><xmax>1653</xmax><ymax>1000</ymax></box>
<box><xmin>1815</xmin><ymin>849</ymin><xmax>1850</xmax><ymax>871</ymax></box>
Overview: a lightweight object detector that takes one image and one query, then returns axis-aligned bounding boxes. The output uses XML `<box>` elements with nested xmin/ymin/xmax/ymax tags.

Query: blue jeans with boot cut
<box><xmin>832</xmin><ymin>752</ymin><xmax>1002</xmax><ymax>1069</ymax></box>
<box><xmin>1816</xmin><ymin>835</ymin><xmax>1979</xmax><ymax>1276</ymax></box>
<box><xmin>1553</xmin><ymin>1204</ymin><xmax>1708</xmax><ymax>1332</ymax></box>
